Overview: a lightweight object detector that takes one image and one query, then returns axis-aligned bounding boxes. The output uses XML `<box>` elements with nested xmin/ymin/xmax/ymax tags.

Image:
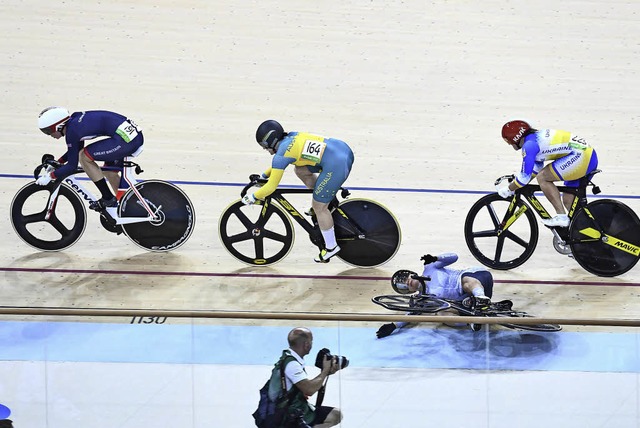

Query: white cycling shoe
<box><xmin>542</xmin><ymin>214</ymin><xmax>570</xmax><ymax>228</ymax></box>
<box><xmin>314</xmin><ymin>245</ymin><xmax>341</xmax><ymax>263</ymax></box>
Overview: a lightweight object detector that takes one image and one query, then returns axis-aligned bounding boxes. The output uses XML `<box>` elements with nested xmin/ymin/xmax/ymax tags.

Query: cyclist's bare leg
<box><xmin>461</xmin><ymin>276</ymin><xmax>484</xmax><ymax>296</ymax></box>
<box><xmin>80</xmin><ymin>150</ymin><xmax>116</xmax><ymax>202</ymax></box>
<box><xmin>79</xmin><ymin>150</ymin><xmax>105</xmax><ymax>182</ymax></box>
<box><xmin>104</xmin><ymin>171</ymin><xmax>120</xmax><ymax>194</ymax></box>
<box><xmin>562</xmin><ymin>192</ymin><xmax>576</xmax><ymax>211</ymax></box>
<box><xmin>294</xmin><ymin>165</ymin><xmax>318</xmax><ymax>189</ymax></box>
<box><xmin>313</xmin><ymin>199</ymin><xmax>334</xmax><ymax>231</ymax></box>
<box><xmin>536</xmin><ymin>166</ymin><xmax>565</xmax><ymax>215</ymax></box>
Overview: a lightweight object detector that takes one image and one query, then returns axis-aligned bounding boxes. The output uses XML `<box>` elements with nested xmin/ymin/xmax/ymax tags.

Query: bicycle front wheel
<box><xmin>333</xmin><ymin>198</ymin><xmax>401</xmax><ymax>268</ymax></box>
<box><xmin>119</xmin><ymin>180</ymin><xmax>196</xmax><ymax>251</ymax></box>
<box><xmin>569</xmin><ymin>199</ymin><xmax>640</xmax><ymax>277</ymax></box>
<box><xmin>218</xmin><ymin>200</ymin><xmax>294</xmax><ymax>266</ymax></box>
<box><xmin>464</xmin><ymin>193</ymin><xmax>539</xmax><ymax>270</ymax></box>
<box><xmin>10</xmin><ymin>182</ymin><xmax>86</xmax><ymax>251</ymax></box>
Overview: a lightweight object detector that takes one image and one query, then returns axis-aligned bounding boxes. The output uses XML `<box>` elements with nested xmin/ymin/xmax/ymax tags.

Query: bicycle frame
<box><xmin>242</xmin><ymin>182</ymin><xmax>366</xmax><ymax>247</ymax></box>
<box><xmin>42</xmin><ymin>157</ymin><xmax>161</xmax><ymax>226</ymax></box>
<box><xmin>500</xmin><ymin>174</ymin><xmax>640</xmax><ymax>256</ymax></box>
<box><xmin>507</xmin><ymin>184</ymin><xmax>586</xmax><ymax>223</ymax></box>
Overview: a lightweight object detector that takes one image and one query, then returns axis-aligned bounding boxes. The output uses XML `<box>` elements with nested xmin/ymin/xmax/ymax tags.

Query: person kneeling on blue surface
<box><xmin>377</xmin><ymin>252</ymin><xmax>507</xmax><ymax>337</ymax></box>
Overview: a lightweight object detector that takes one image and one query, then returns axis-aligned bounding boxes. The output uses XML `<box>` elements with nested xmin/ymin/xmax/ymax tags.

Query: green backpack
<box><xmin>252</xmin><ymin>351</ymin><xmax>307</xmax><ymax>428</ymax></box>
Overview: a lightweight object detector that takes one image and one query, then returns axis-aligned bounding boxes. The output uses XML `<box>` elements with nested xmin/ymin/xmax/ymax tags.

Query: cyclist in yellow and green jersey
<box><xmin>498</xmin><ymin>120</ymin><xmax>598</xmax><ymax>227</ymax></box>
<box><xmin>242</xmin><ymin>120</ymin><xmax>355</xmax><ymax>263</ymax></box>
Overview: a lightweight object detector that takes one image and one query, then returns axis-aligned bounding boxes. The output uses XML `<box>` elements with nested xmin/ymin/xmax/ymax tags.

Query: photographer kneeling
<box><xmin>279</xmin><ymin>327</ymin><xmax>344</xmax><ymax>427</ymax></box>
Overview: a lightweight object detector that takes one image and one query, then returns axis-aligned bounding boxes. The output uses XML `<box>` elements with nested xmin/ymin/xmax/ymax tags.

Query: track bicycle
<box><xmin>464</xmin><ymin>170</ymin><xmax>640</xmax><ymax>277</ymax></box>
<box><xmin>372</xmin><ymin>273</ymin><xmax>561</xmax><ymax>332</ymax></box>
<box><xmin>218</xmin><ymin>176</ymin><xmax>401</xmax><ymax>267</ymax></box>
<box><xmin>11</xmin><ymin>154</ymin><xmax>196</xmax><ymax>252</ymax></box>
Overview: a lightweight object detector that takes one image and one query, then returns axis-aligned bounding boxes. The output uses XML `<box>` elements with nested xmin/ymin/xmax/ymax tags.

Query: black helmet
<box><xmin>256</xmin><ymin>120</ymin><xmax>285</xmax><ymax>150</ymax></box>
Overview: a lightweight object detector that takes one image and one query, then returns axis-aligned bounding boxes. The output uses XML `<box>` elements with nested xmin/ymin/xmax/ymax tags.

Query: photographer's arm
<box><xmin>294</xmin><ymin>357</ymin><xmax>338</xmax><ymax>397</ymax></box>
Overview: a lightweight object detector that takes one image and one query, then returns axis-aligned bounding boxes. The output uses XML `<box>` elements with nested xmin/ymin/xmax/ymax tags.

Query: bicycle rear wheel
<box><xmin>119</xmin><ymin>180</ymin><xmax>195</xmax><ymax>251</ymax></box>
<box><xmin>333</xmin><ymin>198</ymin><xmax>401</xmax><ymax>268</ymax></box>
<box><xmin>371</xmin><ymin>295</ymin><xmax>450</xmax><ymax>313</ymax></box>
<box><xmin>10</xmin><ymin>182</ymin><xmax>86</xmax><ymax>251</ymax></box>
<box><xmin>569</xmin><ymin>199</ymin><xmax>640</xmax><ymax>277</ymax></box>
<box><xmin>218</xmin><ymin>200</ymin><xmax>294</xmax><ymax>265</ymax></box>
<box><xmin>464</xmin><ymin>193</ymin><xmax>539</xmax><ymax>270</ymax></box>
<box><xmin>494</xmin><ymin>312</ymin><xmax>562</xmax><ymax>332</ymax></box>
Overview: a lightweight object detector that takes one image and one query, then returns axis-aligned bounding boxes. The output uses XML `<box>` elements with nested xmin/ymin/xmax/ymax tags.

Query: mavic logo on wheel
<box><xmin>612</xmin><ymin>239</ymin><xmax>640</xmax><ymax>256</ymax></box>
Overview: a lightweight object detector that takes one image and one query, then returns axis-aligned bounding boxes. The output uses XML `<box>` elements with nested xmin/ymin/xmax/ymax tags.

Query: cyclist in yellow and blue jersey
<box><xmin>498</xmin><ymin>120</ymin><xmax>598</xmax><ymax>227</ymax></box>
<box><xmin>242</xmin><ymin>120</ymin><xmax>355</xmax><ymax>263</ymax></box>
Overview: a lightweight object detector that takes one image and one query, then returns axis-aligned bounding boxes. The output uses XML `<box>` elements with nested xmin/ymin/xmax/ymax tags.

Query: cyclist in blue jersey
<box><xmin>243</xmin><ymin>120</ymin><xmax>355</xmax><ymax>263</ymax></box>
<box><xmin>36</xmin><ymin>107</ymin><xmax>144</xmax><ymax>210</ymax></box>
<box><xmin>376</xmin><ymin>253</ymin><xmax>497</xmax><ymax>337</ymax></box>
<box><xmin>498</xmin><ymin>120</ymin><xmax>599</xmax><ymax>227</ymax></box>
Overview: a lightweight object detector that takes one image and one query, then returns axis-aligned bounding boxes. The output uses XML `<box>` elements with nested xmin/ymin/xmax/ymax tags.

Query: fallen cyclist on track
<box><xmin>376</xmin><ymin>252</ymin><xmax>513</xmax><ymax>337</ymax></box>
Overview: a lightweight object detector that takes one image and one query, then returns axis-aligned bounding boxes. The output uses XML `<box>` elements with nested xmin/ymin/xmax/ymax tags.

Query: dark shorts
<box><xmin>461</xmin><ymin>270</ymin><xmax>493</xmax><ymax>298</ymax></box>
<box><xmin>311</xmin><ymin>406</ymin><xmax>335</xmax><ymax>425</ymax></box>
<box><xmin>84</xmin><ymin>133</ymin><xmax>144</xmax><ymax>163</ymax></box>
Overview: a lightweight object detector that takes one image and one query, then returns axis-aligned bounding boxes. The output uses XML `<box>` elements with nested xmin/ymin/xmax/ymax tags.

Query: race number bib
<box><xmin>301</xmin><ymin>139</ymin><xmax>326</xmax><ymax>163</ymax></box>
<box><xmin>116</xmin><ymin>120</ymin><xmax>141</xmax><ymax>143</ymax></box>
<box><xmin>569</xmin><ymin>134</ymin><xmax>588</xmax><ymax>150</ymax></box>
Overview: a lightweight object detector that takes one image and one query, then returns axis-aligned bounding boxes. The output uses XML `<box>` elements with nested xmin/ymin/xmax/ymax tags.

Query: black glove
<box><xmin>41</xmin><ymin>153</ymin><xmax>55</xmax><ymax>164</ymax></box>
<box><xmin>420</xmin><ymin>254</ymin><xmax>438</xmax><ymax>265</ymax></box>
<box><xmin>376</xmin><ymin>323</ymin><xmax>396</xmax><ymax>338</ymax></box>
<box><xmin>249</xmin><ymin>174</ymin><xmax>261</xmax><ymax>182</ymax></box>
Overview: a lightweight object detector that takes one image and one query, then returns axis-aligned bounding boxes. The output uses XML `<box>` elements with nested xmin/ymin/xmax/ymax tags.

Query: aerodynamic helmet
<box><xmin>38</xmin><ymin>107</ymin><xmax>70</xmax><ymax>135</ymax></box>
<box><xmin>256</xmin><ymin>119</ymin><xmax>285</xmax><ymax>150</ymax></box>
<box><xmin>391</xmin><ymin>269</ymin><xmax>421</xmax><ymax>294</ymax></box>
<box><xmin>501</xmin><ymin>120</ymin><xmax>532</xmax><ymax>146</ymax></box>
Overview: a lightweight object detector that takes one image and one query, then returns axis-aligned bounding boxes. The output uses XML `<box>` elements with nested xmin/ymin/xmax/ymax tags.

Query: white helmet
<box><xmin>38</xmin><ymin>106</ymin><xmax>70</xmax><ymax>135</ymax></box>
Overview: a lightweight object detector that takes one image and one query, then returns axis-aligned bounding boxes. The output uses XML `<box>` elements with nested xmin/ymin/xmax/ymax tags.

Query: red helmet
<box><xmin>501</xmin><ymin>120</ymin><xmax>532</xmax><ymax>145</ymax></box>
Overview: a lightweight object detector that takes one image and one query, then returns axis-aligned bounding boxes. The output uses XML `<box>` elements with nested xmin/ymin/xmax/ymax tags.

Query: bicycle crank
<box><xmin>552</xmin><ymin>234</ymin><xmax>572</xmax><ymax>255</ymax></box>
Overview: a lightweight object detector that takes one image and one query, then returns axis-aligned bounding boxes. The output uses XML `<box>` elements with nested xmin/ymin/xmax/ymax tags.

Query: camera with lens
<box><xmin>314</xmin><ymin>348</ymin><xmax>349</xmax><ymax>370</ymax></box>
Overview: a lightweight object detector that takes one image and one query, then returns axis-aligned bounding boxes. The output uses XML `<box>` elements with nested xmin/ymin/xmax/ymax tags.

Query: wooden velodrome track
<box><xmin>1</xmin><ymin>0</ymin><xmax>639</xmax><ymax>328</ymax></box>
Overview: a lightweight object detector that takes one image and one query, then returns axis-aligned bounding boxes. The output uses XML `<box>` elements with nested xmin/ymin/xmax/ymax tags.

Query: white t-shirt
<box><xmin>283</xmin><ymin>348</ymin><xmax>308</xmax><ymax>391</ymax></box>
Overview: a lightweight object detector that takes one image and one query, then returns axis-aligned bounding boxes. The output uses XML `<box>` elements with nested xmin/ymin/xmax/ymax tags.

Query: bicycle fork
<box><xmin>44</xmin><ymin>184</ymin><xmax>62</xmax><ymax>221</ymax></box>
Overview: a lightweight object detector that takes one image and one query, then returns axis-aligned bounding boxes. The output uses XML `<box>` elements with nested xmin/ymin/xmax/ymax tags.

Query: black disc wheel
<box><xmin>569</xmin><ymin>199</ymin><xmax>640</xmax><ymax>277</ymax></box>
<box><xmin>495</xmin><ymin>312</ymin><xmax>562</xmax><ymax>332</ymax></box>
<box><xmin>464</xmin><ymin>193</ymin><xmax>539</xmax><ymax>270</ymax></box>
<box><xmin>10</xmin><ymin>182</ymin><xmax>86</xmax><ymax>251</ymax></box>
<box><xmin>118</xmin><ymin>180</ymin><xmax>195</xmax><ymax>251</ymax></box>
<box><xmin>371</xmin><ymin>295</ymin><xmax>450</xmax><ymax>313</ymax></box>
<box><xmin>333</xmin><ymin>199</ymin><xmax>401</xmax><ymax>268</ymax></box>
<box><xmin>218</xmin><ymin>199</ymin><xmax>294</xmax><ymax>265</ymax></box>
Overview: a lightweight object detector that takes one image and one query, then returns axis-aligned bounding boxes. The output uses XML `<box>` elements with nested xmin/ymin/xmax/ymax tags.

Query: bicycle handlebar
<box><xmin>494</xmin><ymin>174</ymin><xmax>515</xmax><ymax>186</ymax></box>
<box><xmin>33</xmin><ymin>157</ymin><xmax>62</xmax><ymax>180</ymax></box>
<box><xmin>240</xmin><ymin>175</ymin><xmax>268</xmax><ymax>197</ymax></box>
<box><xmin>239</xmin><ymin>174</ymin><xmax>352</xmax><ymax>200</ymax></box>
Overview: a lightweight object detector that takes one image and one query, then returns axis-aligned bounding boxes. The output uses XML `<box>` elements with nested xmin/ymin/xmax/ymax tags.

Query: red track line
<box><xmin>1</xmin><ymin>267</ymin><xmax>638</xmax><ymax>287</ymax></box>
